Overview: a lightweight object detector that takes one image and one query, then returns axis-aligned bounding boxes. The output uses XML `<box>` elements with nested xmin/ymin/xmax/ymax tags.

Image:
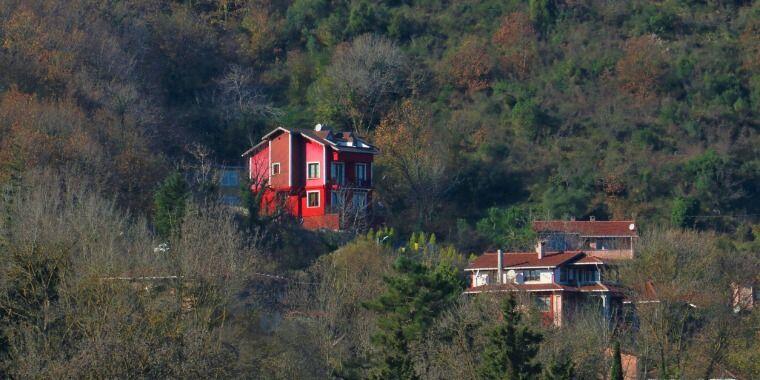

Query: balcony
<box><xmin>327</xmin><ymin>178</ymin><xmax>372</xmax><ymax>189</ymax></box>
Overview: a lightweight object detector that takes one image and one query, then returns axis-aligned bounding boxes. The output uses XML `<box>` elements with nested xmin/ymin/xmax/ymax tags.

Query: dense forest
<box><xmin>0</xmin><ymin>0</ymin><xmax>758</xmax><ymax>378</ymax></box>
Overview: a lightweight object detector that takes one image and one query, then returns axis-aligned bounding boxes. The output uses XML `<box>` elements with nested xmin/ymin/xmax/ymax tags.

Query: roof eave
<box><xmin>241</xmin><ymin>140</ymin><xmax>268</xmax><ymax>157</ymax></box>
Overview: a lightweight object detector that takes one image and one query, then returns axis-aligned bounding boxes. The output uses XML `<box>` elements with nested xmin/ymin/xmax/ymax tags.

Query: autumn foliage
<box><xmin>492</xmin><ymin>12</ymin><xmax>538</xmax><ymax>78</ymax></box>
<box><xmin>446</xmin><ymin>36</ymin><xmax>494</xmax><ymax>93</ymax></box>
<box><xmin>616</xmin><ymin>34</ymin><xmax>668</xmax><ymax>100</ymax></box>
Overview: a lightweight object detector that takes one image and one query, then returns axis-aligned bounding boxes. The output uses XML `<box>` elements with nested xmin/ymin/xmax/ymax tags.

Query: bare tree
<box><xmin>329</xmin><ymin>186</ymin><xmax>370</xmax><ymax>235</ymax></box>
<box><xmin>324</xmin><ymin>34</ymin><xmax>409</xmax><ymax>134</ymax></box>
<box><xmin>619</xmin><ymin>228</ymin><xmax>743</xmax><ymax>379</ymax></box>
<box><xmin>215</xmin><ymin>64</ymin><xmax>281</xmax><ymax>121</ymax></box>
<box><xmin>0</xmin><ymin>170</ymin><xmax>261</xmax><ymax>377</ymax></box>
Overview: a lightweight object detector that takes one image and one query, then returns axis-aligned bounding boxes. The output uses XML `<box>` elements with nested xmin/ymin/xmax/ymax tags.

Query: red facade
<box><xmin>242</xmin><ymin>126</ymin><xmax>378</xmax><ymax>230</ymax></box>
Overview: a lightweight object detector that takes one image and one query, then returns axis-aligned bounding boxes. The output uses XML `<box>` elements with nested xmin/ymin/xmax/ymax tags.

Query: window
<box><xmin>573</xmin><ymin>268</ymin><xmax>597</xmax><ymax>283</ymax></box>
<box><xmin>221</xmin><ymin>170</ymin><xmax>239</xmax><ymax>186</ymax></box>
<box><xmin>330</xmin><ymin>191</ymin><xmax>344</xmax><ymax>212</ymax></box>
<box><xmin>524</xmin><ymin>270</ymin><xmax>541</xmax><ymax>282</ymax></box>
<box><xmin>535</xmin><ymin>295</ymin><xmax>551</xmax><ymax>312</ymax></box>
<box><xmin>307</xmin><ymin>191</ymin><xmax>320</xmax><ymax>208</ymax></box>
<box><xmin>307</xmin><ymin>162</ymin><xmax>320</xmax><ymax>179</ymax></box>
<box><xmin>352</xmin><ymin>192</ymin><xmax>367</xmax><ymax>209</ymax></box>
<box><xmin>276</xmin><ymin>191</ymin><xmax>288</xmax><ymax>205</ymax></box>
<box><xmin>356</xmin><ymin>163</ymin><xmax>367</xmax><ymax>183</ymax></box>
<box><xmin>271</xmin><ymin>163</ymin><xmax>280</xmax><ymax>176</ymax></box>
<box><xmin>330</xmin><ymin>162</ymin><xmax>345</xmax><ymax>184</ymax></box>
<box><xmin>475</xmin><ymin>273</ymin><xmax>490</xmax><ymax>287</ymax></box>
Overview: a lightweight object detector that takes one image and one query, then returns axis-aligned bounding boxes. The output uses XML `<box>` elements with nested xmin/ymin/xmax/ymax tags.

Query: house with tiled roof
<box><xmin>242</xmin><ymin>124</ymin><xmax>378</xmax><ymax>230</ymax></box>
<box><xmin>532</xmin><ymin>218</ymin><xmax>639</xmax><ymax>259</ymax></box>
<box><xmin>465</xmin><ymin>241</ymin><xmax>624</xmax><ymax>326</ymax></box>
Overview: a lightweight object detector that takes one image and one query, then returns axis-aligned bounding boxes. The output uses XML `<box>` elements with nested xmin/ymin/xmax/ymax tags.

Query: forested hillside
<box><xmin>1</xmin><ymin>0</ymin><xmax>759</xmax><ymax>378</ymax></box>
<box><xmin>1</xmin><ymin>0</ymin><xmax>757</xmax><ymax>233</ymax></box>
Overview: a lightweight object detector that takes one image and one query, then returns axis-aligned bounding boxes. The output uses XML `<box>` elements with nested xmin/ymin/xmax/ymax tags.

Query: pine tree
<box><xmin>363</xmin><ymin>255</ymin><xmax>462</xmax><ymax>379</ymax></box>
<box><xmin>153</xmin><ymin>172</ymin><xmax>189</xmax><ymax>239</ymax></box>
<box><xmin>610</xmin><ymin>341</ymin><xmax>623</xmax><ymax>380</ymax></box>
<box><xmin>542</xmin><ymin>355</ymin><xmax>575</xmax><ymax>380</ymax></box>
<box><xmin>479</xmin><ymin>296</ymin><xmax>543</xmax><ymax>380</ymax></box>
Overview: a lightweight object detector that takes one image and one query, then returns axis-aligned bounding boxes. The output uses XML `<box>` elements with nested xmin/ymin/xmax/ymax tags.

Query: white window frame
<box><xmin>524</xmin><ymin>269</ymin><xmax>541</xmax><ymax>282</ymax></box>
<box><xmin>271</xmin><ymin>162</ymin><xmax>281</xmax><ymax>176</ymax></box>
<box><xmin>355</xmin><ymin>163</ymin><xmax>367</xmax><ymax>181</ymax></box>
<box><xmin>307</xmin><ymin>162</ymin><xmax>320</xmax><ymax>179</ymax></box>
<box><xmin>306</xmin><ymin>190</ymin><xmax>320</xmax><ymax>208</ymax></box>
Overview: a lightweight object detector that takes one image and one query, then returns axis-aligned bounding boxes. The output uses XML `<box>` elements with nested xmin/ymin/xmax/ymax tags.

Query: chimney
<box><xmin>535</xmin><ymin>240</ymin><xmax>546</xmax><ymax>260</ymax></box>
<box><xmin>497</xmin><ymin>249</ymin><xmax>503</xmax><ymax>284</ymax></box>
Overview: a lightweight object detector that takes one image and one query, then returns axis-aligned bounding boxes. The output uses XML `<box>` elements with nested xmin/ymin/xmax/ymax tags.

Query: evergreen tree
<box><xmin>153</xmin><ymin>172</ymin><xmax>189</xmax><ymax>239</ymax></box>
<box><xmin>363</xmin><ymin>255</ymin><xmax>462</xmax><ymax>379</ymax></box>
<box><xmin>671</xmin><ymin>196</ymin><xmax>700</xmax><ymax>229</ymax></box>
<box><xmin>529</xmin><ymin>0</ymin><xmax>556</xmax><ymax>33</ymax></box>
<box><xmin>542</xmin><ymin>355</ymin><xmax>575</xmax><ymax>380</ymax></box>
<box><xmin>610</xmin><ymin>341</ymin><xmax>623</xmax><ymax>380</ymax></box>
<box><xmin>479</xmin><ymin>296</ymin><xmax>543</xmax><ymax>380</ymax></box>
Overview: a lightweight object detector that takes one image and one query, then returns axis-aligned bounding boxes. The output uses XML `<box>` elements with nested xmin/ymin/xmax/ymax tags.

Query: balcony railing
<box><xmin>328</xmin><ymin>178</ymin><xmax>372</xmax><ymax>188</ymax></box>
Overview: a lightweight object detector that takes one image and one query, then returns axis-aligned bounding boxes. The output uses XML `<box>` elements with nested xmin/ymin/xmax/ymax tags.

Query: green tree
<box><xmin>479</xmin><ymin>296</ymin><xmax>543</xmax><ymax>380</ymax></box>
<box><xmin>610</xmin><ymin>341</ymin><xmax>623</xmax><ymax>380</ymax></box>
<box><xmin>671</xmin><ymin>196</ymin><xmax>700</xmax><ymax>229</ymax></box>
<box><xmin>542</xmin><ymin>185</ymin><xmax>592</xmax><ymax>220</ymax></box>
<box><xmin>542</xmin><ymin>355</ymin><xmax>575</xmax><ymax>380</ymax></box>
<box><xmin>476</xmin><ymin>206</ymin><xmax>536</xmax><ymax>250</ymax></box>
<box><xmin>153</xmin><ymin>172</ymin><xmax>189</xmax><ymax>238</ymax></box>
<box><xmin>529</xmin><ymin>0</ymin><xmax>556</xmax><ymax>33</ymax></box>
<box><xmin>363</xmin><ymin>256</ymin><xmax>462</xmax><ymax>379</ymax></box>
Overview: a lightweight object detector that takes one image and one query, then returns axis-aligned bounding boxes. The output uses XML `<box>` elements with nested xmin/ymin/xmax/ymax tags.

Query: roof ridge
<box><xmin>533</xmin><ymin>220</ymin><xmax>636</xmax><ymax>223</ymax></box>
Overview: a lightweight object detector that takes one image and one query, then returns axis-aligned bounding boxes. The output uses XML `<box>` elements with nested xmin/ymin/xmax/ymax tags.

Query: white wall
<box><xmin>539</xmin><ymin>270</ymin><xmax>554</xmax><ymax>283</ymax></box>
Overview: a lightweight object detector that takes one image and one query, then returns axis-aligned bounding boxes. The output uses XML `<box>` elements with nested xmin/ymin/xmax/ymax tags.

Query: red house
<box><xmin>241</xmin><ymin>124</ymin><xmax>378</xmax><ymax>230</ymax></box>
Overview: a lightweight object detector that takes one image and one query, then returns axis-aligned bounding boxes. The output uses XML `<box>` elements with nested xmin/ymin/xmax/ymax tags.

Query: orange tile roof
<box><xmin>464</xmin><ymin>282</ymin><xmax>623</xmax><ymax>294</ymax></box>
<box><xmin>573</xmin><ymin>255</ymin><xmax>608</xmax><ymax>265</ymax></box>
<box><xmin>533</xmin><ymin>220</ymin><xmax>638</xmax><ymax>237</ymax></box>
<box><xmin>466</xmin><ymin>251</ymin><xmax>585</xmax><ymax>270</ymax></box>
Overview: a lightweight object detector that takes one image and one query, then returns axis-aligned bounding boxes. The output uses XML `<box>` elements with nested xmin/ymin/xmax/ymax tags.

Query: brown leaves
<box><xmin>374</xmin><ymin>100</ymin><xmax>434</xmax><ymax>164</ymax></box>
<box><xmin>616</xmin><ymin>34</ymin><xmax>669</xmax><ymax>101</ymax></box>
<box><xmin>375</xmin><ymin>100</ymin><xmax>452</xmax><ymax>227</ymax></box>
<box><xmin>492</xmin><ymin>12</ymin><xmax>538</xmax><ymax>79</ymax></box>
<box><xmin>445</xmin><ymin>37</ymin><xmax>494</xmax><ymax>94</ymax></box>
<box><xmin>0</xmin><ymin>88</ymin><xmax>163</xmax><ymax>210</ymax></box>
<box><xmin>739</xmin><ymin>17</ymin><xmax>760</xmax><ymax>72</ymax></box>
<box><xmin>240</xmin><ymin>1</ymin><xmax>284</xmax><ymax>60</ymax></box>
<box><xmin>1</xmin><ymin>4</ymin><xmax>84</xmax><ymax>91</ymax></box>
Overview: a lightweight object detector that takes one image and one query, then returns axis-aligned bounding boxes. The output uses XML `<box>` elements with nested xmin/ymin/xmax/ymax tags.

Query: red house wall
<box><xmin>333</xmin><ymin>151</ymin><xmax>373</xmax><ymax>184</ymax></box>
<box><xmin>249</xmin><ymin>147</ymin><xmax>269</xmax><ymax>189</ymax></box>
<box><xmin>304</xmin><ymin>139</ymin><xmax>324</xmax><ymax>187</ymax></box>
<box><xmin>270</xmin><ymin>132</ymin><xmax>290</xmax><ymax>188</ymax></box>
